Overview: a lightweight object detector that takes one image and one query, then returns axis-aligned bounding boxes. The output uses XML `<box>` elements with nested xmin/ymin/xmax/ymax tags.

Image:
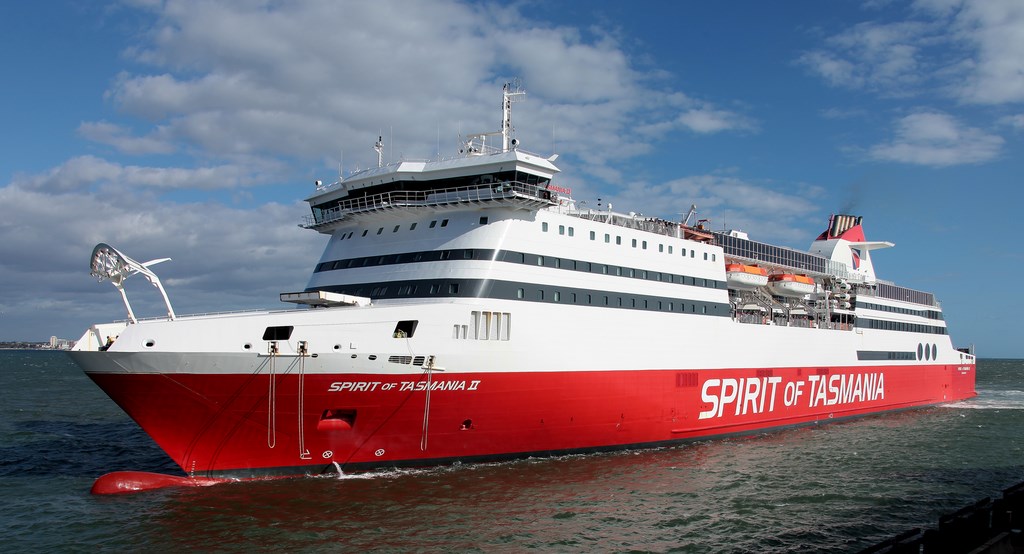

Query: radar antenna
<box><xmin>89</xmin><ymin>243</ymin><xmax>175</xmax><ymax>323</ymax></box>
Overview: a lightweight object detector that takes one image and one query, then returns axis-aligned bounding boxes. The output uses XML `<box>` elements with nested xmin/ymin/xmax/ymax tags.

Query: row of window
<box><xmin>514</xmin><ymin>287</ymin><xmax>714</xmax><ymax>314</ymax></box>
<box><xmin>874</xmin><ymin>282</ymin><xmax>936</xmax><ymax>308</ymax></box>
<box><xmin>314</xmin><ymin>248</ymin><xmax>727</xmax><ymax>292</ymax></box>
<box><xmin>540</xmin><ymin>221</ymin><xmax>717</xmax><ymax>262</ymax></box>
<box><xmin>858</xmin><ymin>301</ymin><xmax>944</xmax><ymax>321</ymax></box>
<box><xmin>335</xmin><ymin>217</ymin><xmax>458</xmax><ymax>241</ymax></box>
<box><xmin>856</xmin><ymin>317</ymin><xmax>947</xmax><ymax>335</ymax></box>
<box><xmin>315</xmin><ymin>277</ymin><xmax>732</xmax><ymax>318</ymax></box>
<box><xmin>715</xmin><ymin>232</ymin><xmax>827</xmax><ymax>275</ymax></box>
<box><xmin>856</xmin><ymin>350</ymin><xmax>917</xmax><ymax>361</ymax></box>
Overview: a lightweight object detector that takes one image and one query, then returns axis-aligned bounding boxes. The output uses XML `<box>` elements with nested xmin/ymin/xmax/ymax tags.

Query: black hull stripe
<box><xmin>310</xmin><ymin>277</ymin><xmax>732</xmax><ymax>317</ymax></box>
<box><xmin>314</xmin><ymin>248</ymin><xmax>727</xmax><ymax>292</ymax></box>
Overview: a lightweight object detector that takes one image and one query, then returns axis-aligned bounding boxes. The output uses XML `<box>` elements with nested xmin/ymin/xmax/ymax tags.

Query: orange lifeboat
<box><xmin>725</xmin><ymin>263</ymin><xmax>768</xmax><ymax>290</ymax></box>
<box><xmin>767</xmin><ymin>273</ymin><xmax>815</xmax><ymax>297</ymax></box>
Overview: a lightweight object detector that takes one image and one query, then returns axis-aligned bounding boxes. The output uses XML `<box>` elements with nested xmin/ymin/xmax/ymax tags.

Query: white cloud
<box><xmin>605</xmin><ymin>174</ymin><xmax>823</xmax><ymax>247</ymax></box>
<box><xmin>1000</xmin><ymin>113</ymin><xmax>1024</xmax><ymax>130</ymax></box>
<box><xmin>0</xmin><ymin>174</ymin><xmax>322</xmax><ymax>340</ymax></box>
<box><xmin>78</xmin><ymin>121</ymin><xmax>175</xmax><ymax>155</ymax></box>
<box><xmin>0</xmin><ymin>0</ymin><xmax>765</xmax><ymax>342</ymax></box>
<box><xmin>677</xmin><ymin>106</ymin><xmax>755</xmax><ymax>134</ymax></box>
<box><xmin>94</xmin><ymin>0</ymin><xmax>751</xmax><ymax>182</ymax></box>
<box><xmin>12</xmin><ymin>155</ymin><xmax>284</xmax><ymax>193</ymax></box>
<box><xmin>943</xmin><ymin>0</ymin><xmax>1024</xmax><ymax>104</ymax></box>
<box><xmin>867</xmin><ymin>111</ymin><xmax>1003</xmax><ymax>166</ymax></box>
<box><xmin>800</xmin><ymin>0</ymin><xmax>1024</xmax><ymax>105</ymax></box>
<box><xmin>797</xmin><ymin>20</ymin><xmax>933</xmax><ymax>95</ymax></box>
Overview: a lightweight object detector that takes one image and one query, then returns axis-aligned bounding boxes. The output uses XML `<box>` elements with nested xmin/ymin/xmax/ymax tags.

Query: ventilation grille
<box><xmin>387</xmin><ymin>355</ymin><xmax>428</xmax><ymax>366</ymax></box>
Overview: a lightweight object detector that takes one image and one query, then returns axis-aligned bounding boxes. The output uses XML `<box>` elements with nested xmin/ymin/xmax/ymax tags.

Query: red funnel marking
<box><xmin>91</xmin><ymin>471</ymin><xmax>225</xmax><ymax>495</ymax></box>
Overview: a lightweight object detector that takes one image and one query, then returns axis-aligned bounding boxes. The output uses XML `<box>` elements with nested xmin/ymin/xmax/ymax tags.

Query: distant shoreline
<box><xmin>0</xmin><ymin>343</ymin><xmax>63</xmax><ymax>350</ymax></box>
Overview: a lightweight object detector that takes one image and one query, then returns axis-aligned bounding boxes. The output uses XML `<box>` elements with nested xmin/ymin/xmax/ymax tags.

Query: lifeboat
<box><xmin>725</xmin><ymin>263</ymin><xmax>768</xmax><ymax>290</ymax></box>
<box><xmin>768</xmin><ymin>273</ymin><xmax>815</xmax><ymax>297</ymax></box>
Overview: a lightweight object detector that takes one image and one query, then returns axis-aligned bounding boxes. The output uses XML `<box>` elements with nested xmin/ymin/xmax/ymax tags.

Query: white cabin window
<box><xmin>589</xmin><ymin>231</ymin><xmax>596</xmax><ymax>240</ymax></box>
<box><xmin>616</xmin><ymin>236</ymin><xmax>622</xmax><ymax>245</ymax></box>
<box><xmin>568</xmin><ymin>227</ymin><xmax>575</xmax><ymax>237</ymax></box>
<box><xmin>542</xmin><ymin>222</ymin><xmax>549</xmax><ymax>232</ymax></box>
<box><xmin>604</xmin><ymin>233</ymin><xmax>610</xmax><ymax>243</ymax></box>
<box><xmin>559</xmin><ymin>225</ymin><xmax>565</xmax><ymax>235</ymax></box>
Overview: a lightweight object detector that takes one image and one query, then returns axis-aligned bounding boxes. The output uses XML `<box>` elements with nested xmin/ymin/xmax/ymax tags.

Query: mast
<box><xmin>501</xmin><ymin>81</ymin><xmax>525</xmax><ymax>152</ymax></box>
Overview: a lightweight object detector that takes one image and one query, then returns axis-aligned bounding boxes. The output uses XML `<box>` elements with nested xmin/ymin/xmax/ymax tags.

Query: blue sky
<box><xmin>1</xmin><ymin>0</ymin><xmax>1022</xmax><ymax>357</ymax></box>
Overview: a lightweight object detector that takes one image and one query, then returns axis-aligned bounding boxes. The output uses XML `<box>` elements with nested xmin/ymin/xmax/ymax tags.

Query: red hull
<box><xmin>88</xmin><ymin>363</ymin><xmax>976</xmax><ymax>478</ymax></box>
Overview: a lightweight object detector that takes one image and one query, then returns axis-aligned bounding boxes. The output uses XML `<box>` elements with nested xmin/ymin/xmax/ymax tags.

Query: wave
<box><xmin>943</xmin><ymin>389</ymin><xmax>1024</xmax><ymax>410</ymax></box>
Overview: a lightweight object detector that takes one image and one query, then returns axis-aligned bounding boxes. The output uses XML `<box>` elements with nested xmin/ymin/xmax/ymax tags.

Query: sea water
<box><xmin>1</xmin><ymin>351</ymin><xmax>1021</xmax><ymax>552</ymax></box>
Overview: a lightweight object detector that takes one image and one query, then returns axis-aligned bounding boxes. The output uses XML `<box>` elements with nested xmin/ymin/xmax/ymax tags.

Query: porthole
<box><xmin>333</xmin><ymin>344</ymin><xmax>341</xmax><ymax>350</ymax></box>
<box><xmin>925</xmin><ymin>345</ymin><xmax>930</xmax><ymax>361</ymax></box>
<box><xmin>368</xmin><ymin>355</ymin><xmax>377</xmax><ymax>360</ymax></box>
<box><xmin>932</xmin><ymin>344</ymin><xmax>937</xmax><ymax>360</ymax></box>
<box><xmin>243</xmin><ymin>343</ymin><xmax>252</xmax><ymax>350</ymax></box>
<box><xmin>351</xmin><ymin>354</ymin><xmax>357</xmax><ymax>358</ymax></box>
<box><xmin>144</xmin><ymin>339</ymin><xmax>156</xmax><ymax>348</ymax></box>
<box><xmin>917</xmin><ymin>343</ymin><xmax>923</xmax><ymax>360</ymax></box>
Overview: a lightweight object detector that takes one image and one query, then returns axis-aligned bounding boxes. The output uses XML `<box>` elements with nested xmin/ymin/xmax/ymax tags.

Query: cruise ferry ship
<box><xmin>69</xmin><ymin>84</ymin><xmax>976</xmax><ymax>491</ymax></box>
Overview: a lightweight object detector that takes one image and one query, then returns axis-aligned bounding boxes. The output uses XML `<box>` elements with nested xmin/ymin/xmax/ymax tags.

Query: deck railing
<box><xmin>303</xmin><ymin>181</ymin><xmax>554</xmax><ymax>228</ymax></box>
